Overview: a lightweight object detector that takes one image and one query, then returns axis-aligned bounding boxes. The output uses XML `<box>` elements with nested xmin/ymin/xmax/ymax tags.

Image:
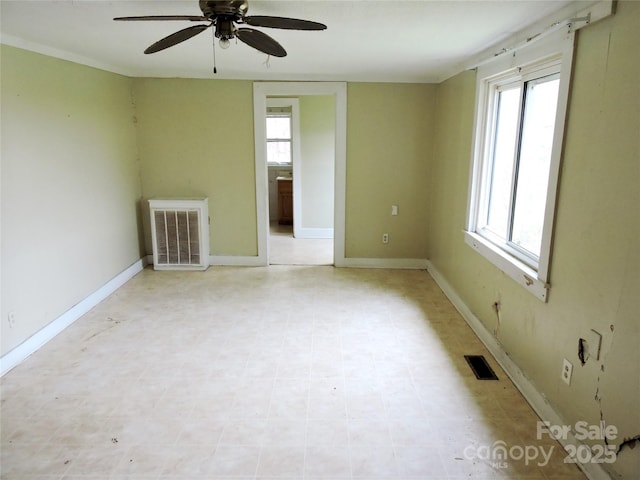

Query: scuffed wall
<box><xmin>428</xmin><ymin>3</ymin><xmax>640</xmax><ymax>478</ymax></box>
<box><xmin>1</xmin><ymin>46</ymin><xmax>142</xmax><ymax>356</ymax></box>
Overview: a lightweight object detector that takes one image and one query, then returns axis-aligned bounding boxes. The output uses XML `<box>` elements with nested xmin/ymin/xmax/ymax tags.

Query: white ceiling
<box><xmin>1</xmin><ymin>0</ymin><xmax>576</xmax><ymax>83</ymax></box>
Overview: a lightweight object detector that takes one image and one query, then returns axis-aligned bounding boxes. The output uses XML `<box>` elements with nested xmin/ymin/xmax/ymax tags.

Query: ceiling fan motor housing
<box><xmin>200</xmin><ymin>0</ymin><xmax>248</xmax><ymax>20</ymax></box>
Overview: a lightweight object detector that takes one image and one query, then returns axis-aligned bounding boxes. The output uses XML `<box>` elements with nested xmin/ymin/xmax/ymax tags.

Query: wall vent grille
<box><xmin>149</xmin><ymin>198</ymin><xmax>209</xmax><ymax>270</ymax></box>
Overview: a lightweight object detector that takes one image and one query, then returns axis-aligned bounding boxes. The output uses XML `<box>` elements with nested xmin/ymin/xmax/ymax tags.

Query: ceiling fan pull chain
<box><xmin>212</xmin><ymin>28</ymin><xmax>218</xmax><ymax>74</ymax></box>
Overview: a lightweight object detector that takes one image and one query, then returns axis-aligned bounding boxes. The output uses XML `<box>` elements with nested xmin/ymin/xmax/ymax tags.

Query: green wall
<box><xmin>133</xmin><ymin>80</ymin><xmax>436</xmax><ymax>259</ymax></box>
<box><xmin>429</xmin><ymin>2</ymin><xmax>639</xmax><ymax>478</ymax></box>
<box><xmin>132</xmin><ymin>78</ymin><xmax>257</xmax><ymax>257</ymax></box>
<box><xmin>299</xmin><ymin>95</ymin><xmax>335</xmax><ymax>230</ymax></box>
<box><xmin>1</xmin><ymin>46</ymin><xmax>142</xmax><ymax>355</ymax></box>
<box><xmin>346</xmin><ymin>83</ymin><xmax>436</xmax><ymax>258</ymax></box>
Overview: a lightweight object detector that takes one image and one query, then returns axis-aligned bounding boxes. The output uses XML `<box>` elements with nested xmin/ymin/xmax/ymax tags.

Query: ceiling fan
<box><xmin>114</xmin><ymin>0</ymin><xmax>327</xmax><ymax>59</ymax></box>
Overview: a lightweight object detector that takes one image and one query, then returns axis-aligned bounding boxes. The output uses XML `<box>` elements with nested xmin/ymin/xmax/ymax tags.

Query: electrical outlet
<box><xmin>562</xmin><ymin>358</ymin><xmax>573</xmax><ymax>385</ymax></box>
<box><xmin>382</xmin><ymin>233</ymin><xmax>389</xmax><ymax>244</ymax></box>
<box><xmin>8</xmin><ymin>311</ymin><xmax>16</xmax><ymax>329</ymax></box>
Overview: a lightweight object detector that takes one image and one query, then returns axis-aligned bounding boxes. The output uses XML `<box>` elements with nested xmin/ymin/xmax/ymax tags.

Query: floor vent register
<box><xmin>464</xmin><ymin>355</ymin><xmax>499</xmax><ymax>380</ymax></box>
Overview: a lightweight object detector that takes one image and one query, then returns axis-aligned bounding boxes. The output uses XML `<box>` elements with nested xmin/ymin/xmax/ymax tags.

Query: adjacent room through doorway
<box><xmin>269</xmin><ymin>222</ymin><xmax>333</xmax><ymax>265</ymax></box>
<box><xmin>264</xmin><ymin>95</ymin><xmax>336</xmax><ymax>266</ymax></box>
<box><xmin>253</xmin><ymin>82</ymin><xmax>347</xmax><ymax>267</ymax></box>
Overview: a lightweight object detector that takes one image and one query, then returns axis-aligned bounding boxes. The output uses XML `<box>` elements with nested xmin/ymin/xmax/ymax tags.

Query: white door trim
<box><xmin>253</xmin><ymin>82</ymin><xmax>347</xmax><ymax>266</ymax></box>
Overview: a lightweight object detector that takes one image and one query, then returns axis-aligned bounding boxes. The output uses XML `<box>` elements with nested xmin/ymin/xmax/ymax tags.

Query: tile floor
<box><xmin>1</xmin><ymin>266</ymin><xmax>587</xmax><ymax>479</ymax></box>
<box><xmin>268</xmin><ymin>224</ymin><xmax>333</xmax><ymax>266</ymax></box>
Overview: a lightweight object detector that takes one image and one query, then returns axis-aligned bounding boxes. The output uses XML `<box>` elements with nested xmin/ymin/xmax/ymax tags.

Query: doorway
<box><xmin>266</xmin><ymin>96</ymin><xmax>335</xmax><ymax>265</ymax></box>
<box><xmin>253</xmin><ymin>82</ymin><xmax>347</xmax><ymax>267</ymax></box>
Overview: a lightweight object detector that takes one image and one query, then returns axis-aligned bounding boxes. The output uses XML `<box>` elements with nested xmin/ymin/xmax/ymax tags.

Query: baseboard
<box><xmin>344</xmin><ymin>257</ymin><xmax>429</xmax><ymax>269</ymax></box>
<box><xmin>0</xmin><ymin>258</ymin><xmax>146</xmax><ymax>377</ymax></box>
<box><xmin>209</xmin><ymin>255</ymin><xmax>265</xmax><ymax>267</ymax></box>
<box><xmin>424</xmin><ymin>260</ymin><xmax>611</xmax><ymax>480</ymax></box>
<box><xmin>145</xmin><ymin>254</ymin><xmax>267</xmax><ymax>268</ymax></box>
<box><xmin>147</xmin><ymin>254</ymin><xmax>427</xmax><ymax>270</ymax></box>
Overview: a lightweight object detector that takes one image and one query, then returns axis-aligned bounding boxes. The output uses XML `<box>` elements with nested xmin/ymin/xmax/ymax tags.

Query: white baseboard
<box><xmin>146</xmin><ymin>254</ymin><xmax>427</xmax><ymax>270</ymax></box>
<box><xmin>1</xmin><ymin>258</ymin><xmax>146</xmax><ymax>377</ymax></box>
<box><xmin>145</xmin><ymin>254</ymin><xmax>267</xmax><ymax>268</ymax></box>
<box><xmin>209</xmin><ymin>255</ymin><xmax>265</xmax><ymax>267</ymax></box>
<box><xmin>295</xmin><ymin>227</ymin><xmax>334</xmax><ymax>239</ymax></box>
<box><xmin>344</xmin><ymin>257</ymin><xmax>429</xmax><ymax>269</ymax></box>
<box><xmin>424</xmin><ymin>260</ymin><xmax>611</xmax><ymax>480</ymax></box>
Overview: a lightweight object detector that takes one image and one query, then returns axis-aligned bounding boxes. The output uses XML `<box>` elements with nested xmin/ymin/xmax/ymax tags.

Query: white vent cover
<box><xmin>149</xmin><ymin>198</ymin><xmax>209</xmax><ymax>270</ymax></box>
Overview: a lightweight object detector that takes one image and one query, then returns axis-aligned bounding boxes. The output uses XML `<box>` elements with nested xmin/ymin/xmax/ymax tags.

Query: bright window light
<box><xmin>266</xmin><ymin>114</ymin><xmax>292</xmax><ymax>164</ymax></box>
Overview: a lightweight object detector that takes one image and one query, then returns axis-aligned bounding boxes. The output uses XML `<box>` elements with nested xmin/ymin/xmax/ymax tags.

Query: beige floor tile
<box><xmin>256</xmin><ymin>444</ymin><xmax>305</xmax><ymax>477</ymax></box>
<box><xmin>348</xmin><ymin>418</ymin><xmax>394</xmax><ymax>446</ymax></box>
<box><xmin>306</xmin><ymin>418</ymin><xmax>350</xmax><ymax>445</ymax></box>
<box><xmin>394</xmin><ymin>444</ymin><xmax>449</xmax><ymax>478</ymax></box>
<box><xmin>208</xmin><ymin>445</ymin><xmax>261</xmax><ymax>476</ymax></box>
<box><xmin>304</xmin><ymin>444</ymin><xmax>352</xmax><ymax>478</ymax></box>
<box><xmin>346</xmin><ymin>392</ymin><xmax>387</xmax><ymax>419</ymax></box>
<box><xmin>175</xmin><ymin>416</ymin><xmax>225</xmax><ymax>445</ymax></box>
<box><xmin>0</xmin><ymin>266</ymin><xmax>587</xmax><ymax>480</ymax></box>
<box><xmin>269</xmin><ymin>222</ymin><xmax>333</xmax><ymax>265</ymax></box>
<box><xmin>158</xmin><ymin>445</ymin><xmax>217</xmax><ymax>476</ymax></box>
<box><xmin>350</xmin><ymin>444</ymin><xmax>399</xmax><ymax>478</ymax></box>
<box><xmin>387</xmin><ymin>417</ymin><xmax>436</xmax><ymax>446</ymax></box>
<box><xmin>263</xmin><ymin>418</ymin><xmax>307</xmax><ymax>446</ymax></box>
<box><xmin>218</xmin><ymin>418</ymin><xmax>268</xmax><ymax>446</ymax></box>
<box><xmin>62</xmin><ymin>444</ymin><xmax>124</xmax><ymax>476</ymax></box>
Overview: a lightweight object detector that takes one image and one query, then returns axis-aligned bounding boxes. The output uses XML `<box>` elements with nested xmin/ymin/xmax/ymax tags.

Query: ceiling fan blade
<box><xmin>244</xmin><ymin>16</ymin><xmax>327</xmax><ymax>31</ymax></box>
<box><xmin>144</xmin><ymin>24</ymin><xmax>211</xmax><ymax>54</ymax></box>
<box><xmin>236</xmin><ymin>28</ymin><xmax>287</xmax><ymax>57</ymax></box>
<box><xmin>114</xmin><ymin>15</ymin><xmax>208</xmax><ymax>22</ymax></box>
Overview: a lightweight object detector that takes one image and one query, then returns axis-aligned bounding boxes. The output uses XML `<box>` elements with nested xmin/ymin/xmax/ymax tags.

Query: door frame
<box><xmin>253</xmin><ymin>82</ymin><xmax>347</xmax><ymax>266</ymax></box>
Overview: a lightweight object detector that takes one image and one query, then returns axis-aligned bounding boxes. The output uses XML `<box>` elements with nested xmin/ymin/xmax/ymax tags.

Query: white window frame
<box><xmin>465</xmin><ymin>28</ymin><xmax>575</xmax><ymax>302</ymax></box>
<box><xmin>266</xmin><ymin>98</ymin><xmax>299</xmax><ymax>166</ymax></box>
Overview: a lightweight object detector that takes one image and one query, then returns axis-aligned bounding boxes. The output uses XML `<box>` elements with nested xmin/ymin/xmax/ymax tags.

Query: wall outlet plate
<box><xmin>562</xmin><ymin>358</ymin><xmax>573</xmax><ymax>385</ymax></box>
<box><xmin>382</xmin><ymin>233</ymin><xmax>389</xmax><ymax>244</ymax></box>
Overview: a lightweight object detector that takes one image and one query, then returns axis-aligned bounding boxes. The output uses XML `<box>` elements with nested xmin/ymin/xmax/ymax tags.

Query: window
<box><xmin>266</xmin><ymin>107</ymin><xmax>292</xmax><ymax>164</ymax></box>
<box><xmin>465</xmin><ymin>30</ymin><xmax>575</xmax><ymax>302</ymax></box>
<box><xmin>481</xmin><ymin>70</ymin><xmax>560</xmax><ymax>266</ymax></box>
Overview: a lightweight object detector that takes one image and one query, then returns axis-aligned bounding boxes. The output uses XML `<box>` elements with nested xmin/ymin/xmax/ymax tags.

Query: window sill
<box><xmin>464</xmin><ymin>231</ymin><xmax>549</xmax><ymax>302</ymax></box>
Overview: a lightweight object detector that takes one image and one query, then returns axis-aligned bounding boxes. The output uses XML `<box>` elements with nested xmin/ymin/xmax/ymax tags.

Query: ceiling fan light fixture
<box><xmin>219</xmin><ymin>37</ymin><xmax>231</xmax><ymax>49</ymax></box>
